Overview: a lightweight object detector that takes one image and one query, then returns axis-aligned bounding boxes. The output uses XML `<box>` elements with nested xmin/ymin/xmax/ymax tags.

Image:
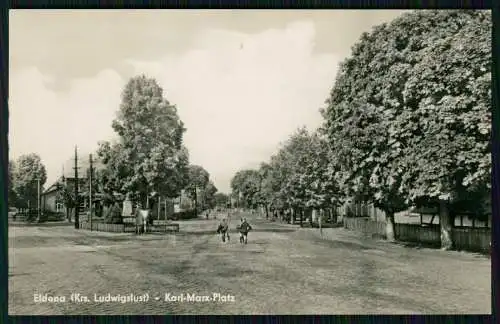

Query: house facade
<box><xmin>41</xmin><ymin>181</ymin><xmax>64</xmax><ymax>213</ymax></box>
<box><xmin>41</xmin><ymin>154</ymin><xmax>106</xmax><ymax>215</ymax></box>
<box><xmin>41</xmin><ymin>176</ymin><xmax>86</xmax><ymax>214</ymax></box>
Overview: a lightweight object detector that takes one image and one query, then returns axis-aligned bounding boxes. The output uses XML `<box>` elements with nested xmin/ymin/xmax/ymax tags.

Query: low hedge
<box><xmin>170</xmin><ymin>210</ymin><xmax>197</xmax><ymax>220</ymax></box>
<box><xmin>39</xmin><ymin>211</ymin><xmax>66</xmax><ymax>222</ymax></box>
<box><xmin>103</xmin><ymin>203</ymin><xmax>123</xmax><ymax>224</ymax></box>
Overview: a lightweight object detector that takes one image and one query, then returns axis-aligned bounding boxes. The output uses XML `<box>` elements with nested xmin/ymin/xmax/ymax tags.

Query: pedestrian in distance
<box><xmin>216</xmin><ymin>218</ymin><xmax>230</xmax><ymax>242</ymax></box>
<box><xmin>135</xmin><ymin>203</ymin><xmax>144</xmax><ymax>235</ymax></box>
<box><xmin>237</xmin><ymin>218</ymin><xmax>244</xmax><ymax>243</ymax></box>
<box><xmin>238</xmin><ymin>218</ymin><xmax>252</xmax><ymax>244</ymax></box>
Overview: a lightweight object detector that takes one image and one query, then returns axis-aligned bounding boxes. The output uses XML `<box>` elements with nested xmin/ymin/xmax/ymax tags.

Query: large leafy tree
<box><xmin>321</xmin><ymin>10</ymin><xmax>491</xmax><ymax>246</ymax></box>
<box><xmin>201</xmin><ymin>180</ymin><xmax>218</xmax><ymax>210</ymax></box>
<box><xmin>398</xmin><ymin>10</ymin><xmax>491</xmax><ymax>248</ymax></box>
<box><xmin>230</xmin><ymin>170</ymin><xmax>246</xmax><ymax>208</ymax></box>
<box><xmin>266</xmin><ymin>149</ymin><xmax>292</xmax><ymax>215</ymax></box>
<box><xmin>230</xmin><ymin>169</ymin><xmax>261</xmax><ymax>209</ymax></box>
<box><xmin>279</xmin><ymin>128</ymin><xmax>314</xmax><ymax>221</ymax></box>
<box><xmin>98</xmin><ymin>75</ymin><xmax>189</xmax><ymax>208</ymax></box>
<box><xmin>306</xmin><ymin>132</ymin><xmax>345</xmax><ymax>212</ymax></box>
<box><xmin>214</xmin><ymin>192</ymin><xmax>229</xmax><ymax>208</ymax></box>
<box><xmin>256</xmin><ymin>162</ymin><xmax>273</xmax><ymax>218</ymax></box>
<box><xmin>56</xmin><ymin>183</ymin><xmax>80</xmax><ymax>222</ymax></box>
<box><xmin>13</xmin><ymin>154</ymin><xmax>47</xmax><ymax>210</ymax></box>
<box><xmin>271</xmin><ymin>128</ymin><xmax>342</xmax><ymax>224</ymax></box>
<box><xmin>186</xmin><ymin>165</ymin><xmax>210</xmax><ymax>215</ymax></box>
<box><xmin>8</xmin><ymin>160</ymin><xmax>18</xmax><ymax>207</ymax></box>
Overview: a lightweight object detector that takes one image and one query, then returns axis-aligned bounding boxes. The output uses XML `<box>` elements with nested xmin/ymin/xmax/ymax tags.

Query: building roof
<box><xmin>41</xmin><ymin>181</ymin><xmax>62</xmax><ymax>196</ymax></box>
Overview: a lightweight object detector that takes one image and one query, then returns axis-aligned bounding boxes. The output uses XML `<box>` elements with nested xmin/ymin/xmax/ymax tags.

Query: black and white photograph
<box><xmin>8</xmin><ymin>9</ymin><xmax>492</xmax><ymax>315</ymax></box>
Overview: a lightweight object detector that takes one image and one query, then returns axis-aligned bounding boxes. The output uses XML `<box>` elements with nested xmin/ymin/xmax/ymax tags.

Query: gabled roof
<box><xmin>41</xmin><ymin>180</ymin><xmax>63</xmax><ymax>195</ymax></box>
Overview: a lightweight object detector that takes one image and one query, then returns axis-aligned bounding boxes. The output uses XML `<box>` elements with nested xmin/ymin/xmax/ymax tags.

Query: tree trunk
<box><xmin>265</xmin><ymin>205</ymin><xmax>269</xmax><ymax>219</ymax></box>
<box><xmin>299</xmin><ymin>208</ymin><xmax>303</xmax><ymax>227</ymax></box>
<box><xmin>439</xmin><ymin>200</ymin><xmax>453</xmax><ymax>250</ymax></box>
<box><xmin>67</xmin><ymin>207</ymin><xmax>72</xmax><ymax>222</ymax></box>
<box><xmin>385</xmin><ymin>211</ymin><xmax>395</xmax><ymax>242</ymax></box>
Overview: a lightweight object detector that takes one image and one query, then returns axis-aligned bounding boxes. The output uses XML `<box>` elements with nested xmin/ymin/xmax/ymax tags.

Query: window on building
<box><xmin>56</xmin><ymin>203</ymin><xmax>64</xmax><ymax>212</ymax></box>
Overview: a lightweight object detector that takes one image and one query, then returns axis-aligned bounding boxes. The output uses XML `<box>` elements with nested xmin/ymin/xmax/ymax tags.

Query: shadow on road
<box><xmin>395</xmin><ymin>241</ymin><xmax>490</xmax><ymax>257</ymax></box>
<box><xmin>8</xmin><ymin>273</ymin><xmax>31</xmax><ymax>278</ymax></box>
<box><xmin>178</xmin><ymin>228</ymin><xmax>297</xmax><ymax>236</ymax></box>
<box><xmin>397</xmin><ymin>241</ymin><xmax>442</xmax><ymax>250</ymax></box>
<box><xmin>308</xmin><ymin>235</ymin><xmax>375</xmax><ymax>252</ymax></box>
<box><xmin>9</xmin><ymin>222</ymin><xmax>73</xmax><ymax>228</ymax></box>
<box><xmin>253</xmin><ymin>228</ymin><xmax>297</xmax><ymax>233</ymax></box>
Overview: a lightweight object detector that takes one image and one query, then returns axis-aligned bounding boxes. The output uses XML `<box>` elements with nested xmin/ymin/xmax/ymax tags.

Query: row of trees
<box><xmin>230</xmin><ymin>10</ymin><xmax>492</xmax><ymax>249</ymax></box>
<box><xmin>230</xmin><ymin>129</ymin><xmax>336</xmax><ymax>221</ymax></box>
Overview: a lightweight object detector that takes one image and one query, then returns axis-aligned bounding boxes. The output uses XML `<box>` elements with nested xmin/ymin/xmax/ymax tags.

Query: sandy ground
<box><xmin>8</xmin><ymin>213</ymin><xmax>491</xmax><ymax>315</ymax></box>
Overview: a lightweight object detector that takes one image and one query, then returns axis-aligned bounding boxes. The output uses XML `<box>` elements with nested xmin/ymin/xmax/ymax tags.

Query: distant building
<box><xmin>41</xmin><ymin>180</ymin><xmax>64</xmax><ymax>213</ymax></box>
<box><xmin>41</xmin><ymin>176</ymin><xmax>88</xmax><ymax>214</ymax></box>
<box><xmin>41</xmin><ymin>154</ymin><xmax>105</xmax><ymax>215</ymax></box>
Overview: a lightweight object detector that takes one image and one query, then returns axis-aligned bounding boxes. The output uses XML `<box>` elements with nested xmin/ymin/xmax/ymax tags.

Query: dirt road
<box><xmin>8</xmin><ymin>213</ymin><xmax>491</xmax><ymax>315</ymax></box>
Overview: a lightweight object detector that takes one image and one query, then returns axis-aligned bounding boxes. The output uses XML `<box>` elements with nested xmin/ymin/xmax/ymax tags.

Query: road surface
<box><xmin>8</xmin><ymin>213</ymin><xmax>490</xmax><ymax>315</ymax></box>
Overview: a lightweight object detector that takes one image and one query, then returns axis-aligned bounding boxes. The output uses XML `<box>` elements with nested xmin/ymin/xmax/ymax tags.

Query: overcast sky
<box><xmin>9</xmin><ymin>9</ymin><xmax>409</xmax><ymax>193</ymax></box>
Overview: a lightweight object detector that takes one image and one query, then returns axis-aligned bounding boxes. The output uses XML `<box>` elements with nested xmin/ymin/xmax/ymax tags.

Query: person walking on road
<box><xmin>217</xmin><ymin>218</ymin><xmax>230</xmax><ymax>242</ymax></box>
<box><xmin>238</xmin><ymin>218</ymin><xmax>252</xmax><ymax>244</ymax></box>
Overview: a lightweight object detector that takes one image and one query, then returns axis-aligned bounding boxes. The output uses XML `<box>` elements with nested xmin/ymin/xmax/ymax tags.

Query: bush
<box><xmin>39</xmin><ymin>210</ymin><xmax>65</xmax><ymax>222</ymax></box>
<box><xmin>170</xmin><ymin>210</ymin><xmax>197</xmax><ymax>220</ymax></box>
<box><xmin>104</xmin><ymin>203</ymin><xmax>123</xmax><ymax>224</ymax></box>
<box><xmin>22</xmin><ymin>209</ymin><xmax>39</xmax><ymax>222</ymax></box>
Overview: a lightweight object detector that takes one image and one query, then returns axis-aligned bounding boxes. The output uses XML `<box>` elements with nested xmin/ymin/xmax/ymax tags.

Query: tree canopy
<box><xmin>97</xmin><ymin>75</ymin><xmax>189</xmax><ymax>206</ymax></box>
<box><xmin>186</xmin><ymin>165</ymin><xmax>210</xmax><ymax>195</ymax></box>
<box><xmin>8</xmin><ymin>160</ymin><xmax>18</xmax><ymax>207</ymax></box>
<box><xmin>230</xmin><ymin>169</ymin><xmax>261</xmax><ymax>208</ymax></box>
<box><xmin>229</xmin><ymin>127</ymin><xmax>342</xmax><ymax>214</ymax></box>
<box><xmin>214</xmin><ymin>192</ymin><xmax>229</xmax><ymax>207</ymax></box>
<box><xmin>321</xmin><ymin>10</ymin><xmax>491</xmax><ymax>214</ymax></box>
<box><xmin>12</xmin><ymin>153</ymin><xmax>47</xmax><ymax>208</ymax></box>
<box><xmin>201</xmin><ymin>180</ymin><xmax>218</xmax><ymax>210</ymax></box>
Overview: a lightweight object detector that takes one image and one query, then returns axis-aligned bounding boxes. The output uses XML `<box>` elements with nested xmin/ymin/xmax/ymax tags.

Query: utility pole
<box><xmin>89</xmin><ymin>154</ymin><xmax>93</xmax><ymax>231</ymax></box>
<box><xmin>74</xmin><ymin>146</ymin><xmax>80</xmax><ymax>229</ymax></box>
<box><xmin>37</xmin><ymin>178</ymin><xmax>41</xmax><ymax>223</ymax></box>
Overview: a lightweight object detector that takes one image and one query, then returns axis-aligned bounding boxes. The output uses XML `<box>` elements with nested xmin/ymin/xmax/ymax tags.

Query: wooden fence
<box><xmin>343</xmin><ymin>217</ymin><xmax>386</xmax><ymax>238</ymax></box>
<box><xmin>343</xmin><ymin>217</ymin><xmax>490</xmax><ymax>253</ymax></box>
<box><xmin>452</xmin><ymin>227</ymin><xmax>491</xmax><ymax>253</ymax></box>
<box><xmin>79</xmin><ymin>220</ymin><xmax>178</xmax><ymax>234</ymax></box>
<box><xmin>395</xmin><ymin>223</ymin><xmax>441</xmax><ymax>246</ymax></box>
<box><xmin>79</xmin><ymin>221</ymin><xmax>126</xmax><ymax>233</ymax></box>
